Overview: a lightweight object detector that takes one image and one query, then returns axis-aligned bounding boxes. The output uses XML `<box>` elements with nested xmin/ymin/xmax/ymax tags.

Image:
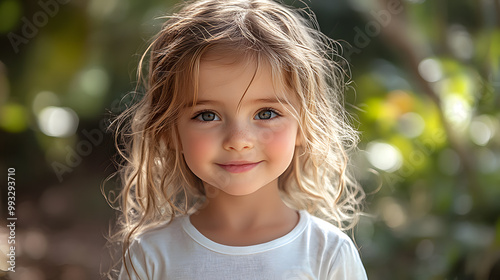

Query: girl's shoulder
<box><xmin>306</xmin><ymin>212</ymin><xmax>353</xmax><ymax>244</ymax></box>
<box><xmin>130</xmin><ymin>215</ymin><xmax>187</xmax><ymax>248</ymax></box>
<box><xmin>304</xmin><ymin>212</ymin><xmax>366</xmax><ymax>278</ymax></box>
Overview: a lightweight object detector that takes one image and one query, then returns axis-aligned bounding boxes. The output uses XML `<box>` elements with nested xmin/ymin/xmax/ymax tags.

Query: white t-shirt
<box><xmin>119</xmin><ymin>210</ymin><xmax>367</xmax><ymax>280</ymax></box>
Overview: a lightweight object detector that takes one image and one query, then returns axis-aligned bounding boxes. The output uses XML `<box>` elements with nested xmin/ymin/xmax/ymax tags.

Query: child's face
<box><xmin>177</xmin><ymin>55</ymin><xmax>300</xmax><ymax>196</ymax></box>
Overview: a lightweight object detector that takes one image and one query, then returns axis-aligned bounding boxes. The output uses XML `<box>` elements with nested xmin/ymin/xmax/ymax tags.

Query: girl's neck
<box><xmin>190</xmin><ymin>180</ymin><xmax>299</xmax><ymax>246</ymax></box>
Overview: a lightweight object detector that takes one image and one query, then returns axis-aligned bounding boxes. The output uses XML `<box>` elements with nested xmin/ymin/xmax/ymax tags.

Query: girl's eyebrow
<box><xmin>185</xmin><ymin>99</ymin><xmax>221</xmax><ymax>107</ymax></box>
<box><xmin>185</xmin><ymin>97</ymin><xmax>290</xmax><ymax>107</ymax></box>
<box><xmin>251</xmin><ymin>97</ymin><xmax>289</xmax><ymax>104</ymax></box>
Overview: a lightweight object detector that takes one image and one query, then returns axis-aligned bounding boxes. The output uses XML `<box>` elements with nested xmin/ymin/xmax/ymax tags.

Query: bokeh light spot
<box><xmin>380</xmin><ymin>197</ymin><xmax>407</xmax><ymax>228</ymax></box>
<box><xmin>418</xmin><ymin>58</ymin><xmax>443</xmax><ymax>83</ymax></box>
<box><xmin>415</xmin><ymin>239</ymin><xmax>434</xmax><ymax>260</ymax></box>
<box><xmin>32</xmin><ymin>91</ymin><xmax>60</xmax><ymax>115</ymax></box>
<box><xmin>366</xmin><ymin>141</ymin><xmax>403</xmax><ymax>172</ymax></box>
<box><xmin>78</xmin><ymin>67</ymin><xmax>110</xmax><ymax>97</ymax></box>
<box><xmin>469</xmin><ymin>115</ymin><xmax>495</xmax><ymax>146</ymax></box>
<box><xmin>477</xmin><ymin>148</ymin><xmax>498</xmax><ymax>174</ymax></box>
<box><xmin>447</xmin><ymin>25</ymin><xmax>474</xmax><ymax>60</ymax></box>
<box><xmin>23</xmin><ymin>230</ymin><xmax>49</xmax><ymax>260</ymax></box>
<box><xmin>0</xmin><ymin>102</ymin><xmax>28</xmax><ymax>133</ymax></box>
<box><xmin>398</xmin><ymin>112</ymin><xmax>426</xmax><ymax>138</ymax></box>
<box><xmin>38</xmin><ymin>106</ymin><xmax>79</xmax><ymax>137</ymax></box>
<box><xmin>454</xmin><ymin>194</ymin><xmax>472</xmax><ymax>215</ymax></box>
<box><xmin>469</xmin><ymin>120</ymin><xmax>492</xmax><ymax>146</ymax></box>
<box><xmin>87</xmin><ymin>0</ymin><xmax>122</xmax><ymax>19</ymax></box>
<box><xmin>443</xmin><ymin>94</ymin><xmax>472</xmax><ymax>130</ymax></box>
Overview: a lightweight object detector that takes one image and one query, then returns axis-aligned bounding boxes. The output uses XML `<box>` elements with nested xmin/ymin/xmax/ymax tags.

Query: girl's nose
<box><xmin>222</xmin><ymin>122</ymin><xmax>254</xmax><ymax>152</ymax></box>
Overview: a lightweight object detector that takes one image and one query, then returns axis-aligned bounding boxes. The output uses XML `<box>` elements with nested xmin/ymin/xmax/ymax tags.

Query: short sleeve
<box><xmin>328</xmin><ymin>239</ymin><xmax>368</xmax><ymax>280</ymax></box>
<box><xmin>118</xmin><ymin>240</ymin><xmax>149</xmax><ymax>280</ymax></box>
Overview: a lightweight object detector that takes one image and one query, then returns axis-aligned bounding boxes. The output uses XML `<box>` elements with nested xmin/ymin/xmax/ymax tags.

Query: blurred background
<box><xmin>0</xmin><ymin>0</ymin><xmax>499</xmax><ymax>279</ymax></box>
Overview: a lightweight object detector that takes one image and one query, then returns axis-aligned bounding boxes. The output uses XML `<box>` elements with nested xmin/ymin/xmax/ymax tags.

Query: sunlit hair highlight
<box><xmin>104</xmin><ymin>0</ymin><xmax>364</xmax><ymax>278</ymax></box>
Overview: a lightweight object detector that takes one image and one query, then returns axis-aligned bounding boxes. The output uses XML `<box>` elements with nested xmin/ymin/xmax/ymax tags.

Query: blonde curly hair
<box><xmin>104</xmin><ymin>0</ymin><xmax>364</xmax><ymax>278</ymax></box>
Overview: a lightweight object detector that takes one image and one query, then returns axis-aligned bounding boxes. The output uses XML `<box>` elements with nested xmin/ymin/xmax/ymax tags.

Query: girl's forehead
<box><xmin>194</xmin><ymin>54</ymin><xmax>296</xmax><ymax>106</ymax></box>
<box><xmin>200</xmin><ymin>50</ymin><xmax>256</xmax><ymax>70</ymax></box>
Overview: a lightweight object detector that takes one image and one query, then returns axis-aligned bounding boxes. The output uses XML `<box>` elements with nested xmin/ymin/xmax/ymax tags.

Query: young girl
<box><xmin>107</xmin><ymin>0</ymin><xmax>366</xmax><ymax>279</ymax></box>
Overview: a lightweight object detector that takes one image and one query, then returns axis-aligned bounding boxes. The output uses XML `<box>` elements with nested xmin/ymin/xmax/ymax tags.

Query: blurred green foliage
<box><xmin>0</xmin><ymin>0</ymin><xmax>499</xmax><ymax>279</ymax></box>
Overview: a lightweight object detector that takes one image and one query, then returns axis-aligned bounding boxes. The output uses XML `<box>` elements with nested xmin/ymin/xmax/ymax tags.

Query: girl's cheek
<box><xmin>260</xmin><ymin>123</ymin><xmax>298</xmax><ymax>153</ymax></box>
<box><xmin>257</xmin><ymin>121</ymin><xmax>287</xmax><ymax>145</ymax></box>
<box><xmin>182</xmin><ymin>128</ymin><xmax>218</xmax><ymax>158</ymax></box>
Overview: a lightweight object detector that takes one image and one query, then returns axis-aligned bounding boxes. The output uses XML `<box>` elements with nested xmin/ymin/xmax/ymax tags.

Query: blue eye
<box><xmin>255</xmin><ymin>109</ymin><xmax>279</xmax><ymax>120</ymax></box>
<box><xmin>195</xmin><ymin>111</ymin><xmax>220</xmax><ymax>121</ymax></box>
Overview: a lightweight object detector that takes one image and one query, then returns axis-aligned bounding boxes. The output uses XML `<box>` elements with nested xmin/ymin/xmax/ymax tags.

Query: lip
<box><xmin>216</xmin><ymin>161</ymin><xmax>262</xmax><ymax>173</ymax></box>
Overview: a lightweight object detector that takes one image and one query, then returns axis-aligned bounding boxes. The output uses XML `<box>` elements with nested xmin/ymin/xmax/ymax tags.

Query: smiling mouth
<box><xmin>216</xmin><ymin>161</ymin><xmax>262</xmax><ymax>173</ymax></box>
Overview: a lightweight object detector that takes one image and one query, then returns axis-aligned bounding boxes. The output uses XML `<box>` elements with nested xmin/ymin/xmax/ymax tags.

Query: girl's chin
<box><xmin>203</xmin><ymin>183</ymin><xmax>266</xmax><ymax>197</ymax></box>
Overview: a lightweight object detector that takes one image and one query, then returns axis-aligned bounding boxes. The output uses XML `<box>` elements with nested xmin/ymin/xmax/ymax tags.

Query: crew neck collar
<box><xmin>181</xmin><ymin>210</ymin><xmax>310</xmax><ymax>255</ymax></box>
